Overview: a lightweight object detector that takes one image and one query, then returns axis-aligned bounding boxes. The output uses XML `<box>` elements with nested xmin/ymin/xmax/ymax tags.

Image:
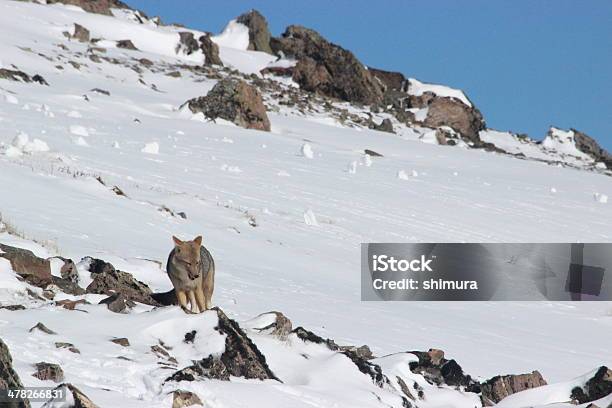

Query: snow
<box><xmin>542</xmin><ymin>127</ymin><xmax>593</xmax><ymax>161</ymax></box>
<box><xmin>0</xmin><ymin>1</ymin><xmax>610</xmax><ymax>407</ymax></box>
<box><xmin>211</xmin><ymin>20</ymin><xmax>250</xmax><ymax>50</ymax></box>
<box><xmin>141</xmin><ymin>141</ymin><xmax>160</xmax><ymax>154</ymax></box>
<box><xmin>408</xmin><ymin>78</ymin><xmax>472</xmax><ymax>107</ymax></box>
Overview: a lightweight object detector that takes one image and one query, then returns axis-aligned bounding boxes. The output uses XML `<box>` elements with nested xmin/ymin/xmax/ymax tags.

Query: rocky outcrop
<box><xmin>0</xmin><ymin>69</ymin><xmax>48</xmax><ymax>85</ymax></box>
<box><xmin>116</xmin><ymin>39</ymin><xmax>138</xmax><ymax>50</ymax></box>
<box><xmin>236</xmin><ymin>10</ymin><xmax>273</xmax><ymax>54</ymax></box>
<box><xmin>370</xmin><ymin>118</ymin><xmax>394</xmax><ymax>133</ymax></box>
<box><xmin>1</xmin><ymin>338</ymin><xmax>31</xmax><ymax>408</ymax></box>
<box><xmin>417</xmin><ymin>96</ymin><xmax>485</xmax><ymax>144</ymax></box>
<box><xmin>0</xmin><ymin>244</ymin><xmax>52</xmax><ymax>287</ymax></box>
<box><xmin>369</xmin><ymin>67</ymin><xmax>409</xmax><ymax>92</ymax></box>
<box><xmin>43</xmin><ymin>383</ymin><xmax>99</xmax><ymax>408</ymax></box>
<box><xmin>572</xmin><ymin>129</ymin><xmax>612</xmax><ymax>168</ymax></box>
<box><xmin>175</xmin><ymin>32</ymin><xmax>199</xmax><ymax>55</ymax></box>
<box><xmin>200</xmin><ymin>35</ymin><xmax>223</xmax><ymax>66</ymax></box>
<box><xmin>408</xmin><ymin>349</ymin><xmax>477</xmax><ymax>389</ymax></box>
<box><xmin>84</xmin><ymin>258</ymin><xmax>159</xmax><ymax>306</ymax></box>
<box><xmin>271</xmin><ymin>25</ymin><xmax>384</xmax><ymax>105</ymax></box>
<box><xmin>166</xmin><ymin>308</ymin><xmax>279</xmax><ymax>382</ymax></box>
<box><xmin>44</xmin><ymin>0</ymin><xmax>130</xmax><ymax>16</ymax></box>
<box><xmin>32</xmin><ymin>362</ymin><xmax>64</xmax><ymax>383</ymax></box>
<box><xmin>172</xmin><ymin>390</ymin><xmax>203</xmax><ymax>408</ymax></box>
<box><xmin>72</xmin><ymin>23</ymin><xmax>90</xmax><ymax>42</ymax></box>
<box><xmin>571</xmin><ymin>366</ymin><xmax>612</xmax><ymax>404</ymax></box>
<box><xmin>481</xmin><ymin>371</ymin><xmax>547</xmax><ymax>406</ymax></box>
<box><xmin>183</xmin><ymin>78</ymin><xmax>270</xmax><ymax>131</ymax></box>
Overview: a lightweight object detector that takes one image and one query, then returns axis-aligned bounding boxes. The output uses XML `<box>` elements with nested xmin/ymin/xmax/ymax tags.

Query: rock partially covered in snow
<box><xmin>166</xmin><ymin>308</ymin><xmax>279</xmax><ymax>382</ymax></box>
<box><xmin>245</xmin><ymin>311</ymin><xmax>293</xmax><ymax>339</ymax></box>
<box><xmin>172</xmin><ymin>390</ymin><xmax>203</xmax><ymax>408</ymax></box>
<box><xmin>236</xmin><ymin>9</ymin><xmax>273</xmax><ymax>54</ymax></box>
<box><xmin>570</xmin><ymin>366</ymin><xmax>612</xmax><ymax>404</ymax></box>
<box><xmin>1</xmin><ymin>338</ymin><xmax>30</xmax><ymax>408</ymax></box>
<box><xmin>303</xmin><ymin>209</ymin><xmax>318</xmax><ymax>226</ymax></box>
<box><xmin>408</xmin><ymin>349</ymin><xmax>477</xmax><ymax>389</ymax></box>
<box><xmin>480</xmin><ymin>370</ymin><xmax>547</xmax><ymax>406</ymax></box>
<box><xmin>0</xmin><ymin>243</ymin><xmax>53</xmax><ymax>288</ymax></box>
<box><xmin>43</xmin><ymin>383</ymin><xmax>99</xmax><ymax>408</ymax></box>
<box><xmin>300</xmin><ymin>142</ymin><xmax>314</xmax><ymax>158</ymax></box>
<box><xmin>184</xmin><ymin>78</ymin><xmax>270</xmax><ymax>131</ymax></box>
<box><xmin>1</xmin><ymin>132</ymin><xmax>50</xmax><ymax>156</ymax></box>
<box><xmin>141</xmin><ymin>141</ymin><xmax>160</xmax><ymax>154</ymax></box>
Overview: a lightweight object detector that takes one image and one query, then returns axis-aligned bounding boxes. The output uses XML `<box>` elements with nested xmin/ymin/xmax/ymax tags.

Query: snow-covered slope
<box><xmin>0</xmin><ymin>2</ymin><xmax>611</xmax><ymax>408</ymax></box>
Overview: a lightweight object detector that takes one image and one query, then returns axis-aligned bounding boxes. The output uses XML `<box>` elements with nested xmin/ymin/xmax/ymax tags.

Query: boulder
<box><xmin>55</xmin><ymin>342</ymin><xmax>80</xmax><ymax>354</ymax></box>
<box><xmin>43</xmin><ymin>383</ymin><xmax>98</xmax><ymax>408</ymax></box>
<box><xmin>175</xmin><ymin>32</ymin><xmax>199</xmax><ymax>55</ymax></box>
<box><xmin>166</xmin><ymin>307</ymin><xmax>279</xmax><ymax>382</ymax></box>
<box><xmin>72</xmin><ymin>23</ymin><xmax>90</xmax><ymax>42</ymax></box>
<box><xmin>481</xmin><ymin>371</ymin><xmax>547</xmax><ymax>406</ymax></box>
<box><xmin>571</xmin><ymin>366</ymin><xmax>612</xmax><ymax>404</ymax></box>
<box><xmin>291</xmin><ymin>326</ymin><xmax>339</xmax><ymax>350</ymax></box>
<box><xmin>29</xmin><ymin>322</ymin><xmax>56</xmax><ymax>335</ymax></box>
<box><xmin>172</xmin><ymin>390</ymin><xmax>204</xmax><ymax>408</ymax></box>
<box><xmin>0</xmin><ymin>244</ymin><xmax>52</xmax><ymax>288</ymax></box>
<box><xmin>271</xmin><ymin>25</ymin><xmax>384</xmax><ymax>105</ymax></box>
<box><xmin>32</xmin><ymin>362</ymin><xmax>64</xmax><ymax>383</ymax></box>
<box><xmin>370</xmin><ymin>118</ymin><xmax>394</xmax><ymax>133</ymax></box>
<box><xmin>572</xmin><ymin>129</ymin><xmax>612</xmax><ymax>168</ymax></box>
<box><xmin>0</xmin><ymin>338</ymin><xmax>31</xmax><ymax>408</ymax></box>
<box><xmin>116</xmin><ymin>39</ymin><xmax>138</xmax><ymax>50</ymax></box>
<box><xmin>199</xmin><ymin>35</ymin><xmax>223</xmax><ymax>66</ymax></box>
<box><xmin>84</xmin><ymin>258</ymin><xmax>159</xmax><ymax>306</ymax></box>
<box><xmin>183</xmin><ymin>78</ymin><xmax>270</xmax><ymax>131</ymax></box>
<box><xmin>408</xmin><ymin>349</ymin><xmax>477</xmax><ymax>389</ymax></box>
<box><xmin>409</xmin><ymin>94</ymin><xmax>485</xmax><ymax>144</ymax></box>
<box><xmin>236</xmin><ymin>10</ymin><xmax>273</xmax><ymax>54</ymax></box>
<box><xmin>99</xmin><ymin>292</ymin><xmax>136</xmax><ymax>313</ymax></box>
<box><xmin>110</xmin><ymin>337</ymin><xmax>130</xmax><ymax>347</ymax></box>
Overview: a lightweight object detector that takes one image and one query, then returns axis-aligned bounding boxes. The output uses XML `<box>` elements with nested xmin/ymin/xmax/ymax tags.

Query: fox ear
<box><xmin>172</xmin><ymin>235</ymin><xmax>183</xmax><ymax>246</ymax></box>
<box><xmin>193</xmin><ymin>235</ymin><xmax>202</xmax><ymax>246</ymax></box>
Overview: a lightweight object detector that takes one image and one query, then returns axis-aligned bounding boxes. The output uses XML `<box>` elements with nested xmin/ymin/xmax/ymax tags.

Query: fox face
<box><xmin>172</xmin><ymin>235</ymin><xmax>203</xmax><ymax>280</ymax></box>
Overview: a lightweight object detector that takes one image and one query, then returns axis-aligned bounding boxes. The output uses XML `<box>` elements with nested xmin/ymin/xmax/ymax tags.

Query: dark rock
<box><xmin>55</xmin><ymin>342</ymin><xmax>80</xmax><ymax>354</ymax></box>
<box><xmin>369</xmin><ymin>67</ymin><xmax>409</xmax><ymax>92</ymax></box>
<box><xmin>249</xmin><ymin>311</ymin><xmax>293</xmax><ymax>339</ymax></box>
<box><xmin>1</xmin><ymin>338</ymin><xmax>31</xmax><ymax>408</ymax></box>
<box><xmin>199</xmin><ymin>35</ymin><xmax>222</xmax><ymax>66</ymax></box>
<box><xmin>72</xmin><ymin>23</ymin><xmax>90</xmax><ymax>42</ymax></box>
<box><xmin>58</xmin><ymin>258</ymin><xmax>79</xmax><ymax>283</ymax></box>
<box><xmin>364</xmin><ymin>149</ymin><xmax>383</xmax><ymax>157</ymax></box>
<box><xmin>572</xmin><ymin>129</ymin><xmax>612</xmax><ymax>168</ymax></box>
<box><xmin>116</xmin><ymin>39</ymin><xmax>138</xmax><ymax>50</ymax></box>
<box><xmin>86</xmin><ymin>260</ymin><xmax>158</xmax><ymax>306</ymax></box>
<box><xmin>29</xmin><ymin>322</ymin><xmax>57</xmax><ymax>335</ymax></box>
<box><xmin>0</xmin><ymin>305</ymin><xmax>26</xmax><ymax>311</ymax></box>
<box><xmin>183</xmin><ymin>330</ymin><xmax>196</xmax><ymax>344</ymax></box>
<box><xmin>138</xmin><ymin>58</ymin><xmax>153</xmax><ymax>67</ymax></box>
<box><xmin>260</xmin><ymin>66</ymin><xmax>294</xmax><ymax>77</ymax></box>
<box><xmin>44</xmin><ymin>383</ymin><xmax>99</xmax><ymax>407</ymax></box>
<box><xmin>166</xmin><ymin>71</ymin><xmax>181</xmax><ymax>78</ymax></box>
<box><xmin>32</xmin><ymin>362</ymin><xmax>64</xmax><ymax>383</ymax></box>
<box><xmin>166</xmin><ymin>307</ymin><xmax>279</xmax><ymax>382</ymax></box>
<box><xmin>341</xmin><ymin>347</ymin><xmax>386</xmax><ymax>387</ymax></box>
<box><xmin>85</xmin><ymin>257</ymin><xmax>115</xmax><ymax>274</ymax></box>
<box><xmin>110</xmin><ymin>337</ymin><xmax>130</xmax><ymax>347</ymax></box>
<box><xmin>99</xmin><ymin>293</ymin><xmax>136</xmax><ymax>313</ymax></box>
<box><xmin>570</xmin><ymin>366</ymin><xmax>612</xmax><ymax>404</ymax></box>
<box><xmin>0</xmin><ymin>69</ymin><xmax>48</xmax><ymax>85</ymax></box>
<box><xmin>172</xmin><ymin>390</ymin><xmax>203</xmax><ymax>408</ymax></box>
<box><xmin>481</xmin><ymin>371</ymin><xmax>547</xmax><ymax>406</ymax></box>
<box><xmin>271</xmin><ymin>25</ymin><xmax>384</xmax><ymax>105</ymax></box>
<box><xmin>183</xmin><ymin>78</ymin><xmax>270</xmax><ymax>131</ymax></box>
<box><xmin>175</xmin><ymin>32</ymin><xmax>199</xmax><ymax>55</ymax></box>
<box><xmin>236</xmin><ymin>10</ymin><xmax>273</xmax><ymax>54</ymax></box>
<box><xmin>408</xmin><ymin>349</ymin><xmax>476</xmax><ymax>388</ymax></box>
<box><xmin>371</xmin><ymin>118</ymin><xmax>394</xmax><ymax>133</ymax></box>
<box><xmin>90</xmin><ymin>88</ymin><xmax>110</xmax><ymax>96</ymax></box>
<box><xmin>0</xmin><ymin>244</ymin><xmax>52</xmax><ymax>288</ymax></box>
<box><xmin>291</xmin><ymin>326</ymin><xmax>339</xmax><ymax>350</ymax></box>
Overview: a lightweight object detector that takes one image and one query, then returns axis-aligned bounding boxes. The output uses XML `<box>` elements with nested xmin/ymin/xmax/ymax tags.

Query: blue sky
<box><xmin>126</xmin><ymin>0</ymin><xmax>612</xmax><ymax>148</ymax></box>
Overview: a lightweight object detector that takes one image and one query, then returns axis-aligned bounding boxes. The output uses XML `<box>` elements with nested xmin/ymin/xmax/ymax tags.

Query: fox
<box><xmin>165</xmin><ymin>235</ymin><xmax>215</xmax><ymax>313</ymax></box>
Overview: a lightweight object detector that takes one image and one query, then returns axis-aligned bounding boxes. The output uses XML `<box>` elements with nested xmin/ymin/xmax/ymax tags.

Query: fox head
<box><xmin>172</xmin><ymin>235</ymin><xmax>202</xmax><ymax>280</ymax></box>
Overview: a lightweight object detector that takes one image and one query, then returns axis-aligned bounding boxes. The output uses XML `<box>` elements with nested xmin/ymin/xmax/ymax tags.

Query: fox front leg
<box><xmin>188</xmin><ymin>290</ymin><xmax>200</xmax><ymax>313</ymax></box>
